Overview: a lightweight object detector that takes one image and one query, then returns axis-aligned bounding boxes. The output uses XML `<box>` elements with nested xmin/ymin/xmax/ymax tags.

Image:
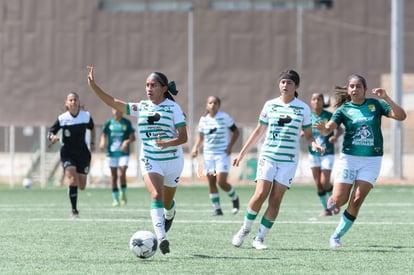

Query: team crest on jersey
<box><xmin>141</xmin><ymin>158</ymin><xmax>153</xmax><ymax>171</ymax></box>
<box><xmin>64</xmin><ymin>129</ymin><xmax>71</xmax><ymax>137</ymax></box>
<box><xmin>131</xmin><ymin>104</ymin><xmax>138</xmax><ymax>111</ymax></box>
<box><xmin>368</xmin><ymin>104</ymin><xmax>376</xmax><ymax>112</ymax></box>
<box><xmin>293</xmin><ymin>107</ymin><xmax>301</xmax><ymax>115</ymax></box>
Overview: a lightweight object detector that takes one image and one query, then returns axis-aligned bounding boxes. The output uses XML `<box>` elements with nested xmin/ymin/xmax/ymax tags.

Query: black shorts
<box><xmin>61</xmin><ymin>151</ymin><xmax>91</xmax><ymax>175</ymax></box>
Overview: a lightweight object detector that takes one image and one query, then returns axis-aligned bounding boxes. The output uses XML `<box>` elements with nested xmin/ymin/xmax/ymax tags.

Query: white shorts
<box><xmin>203</xmin><ymin>153</ymin><xmax>230</xmax><ymax>175</ymax></box>
<box><xmin>139</xmin><ymin>157</ymin><xmax>184</xmax><ymax>188</ymax></box>
<box><xmin>108</xmin><ymin>156</ymin><xmax>129</xmax><ymax>168</ymax></box>
<box><xmin>334</xmin><ymin>153</ymin><xmax>382</xmax><ymax>185</ymax></box>
<box><xmin>256</xmin><ymin>157</ymin><xmax>298</xmax><ymax>188</ymax></box>
<box><xmin>308</xmin><ymin>154</ymin><xmax>334</xmax><ymax>170</ymax></box>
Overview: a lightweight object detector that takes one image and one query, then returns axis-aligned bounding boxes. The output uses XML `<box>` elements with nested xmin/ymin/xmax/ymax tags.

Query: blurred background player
<box><xmin>191</xmin><ymin>96</ymin><xmax>240</xmax><ymax>216</ymax></box>
<box><xmin>88</xmin><ymin>67</ymin><xmax>187</xmax><ymax>255</ymax></box>
<box><xmin>100</xmin><ymin>108</ymin><xmax>136</xmax><ymax>207</ymax></box>
<box><xmin>48</xmin><ymin>92</ymin><xmax>96</xmax><ymax>219</ymax></box>
<box><xmin>314</xmin><ymin>74</ymin><xmax>406</xmax><ymax>248</ymax></box>
<box><xmin>308</xmin><ymin>93</ymin><xmax>343</xmax><ymax>216</ymax></box>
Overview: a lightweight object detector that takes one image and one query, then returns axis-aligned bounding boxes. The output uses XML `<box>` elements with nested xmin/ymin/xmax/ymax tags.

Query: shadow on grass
<box><xmin>191</xmin><ymin>254</ymin><xmax>280</xmax><ymax>260</ymax></box>
<box><xmin>364</xmin><ymin>244</ymin><xmax>414</xmax><ymax>250</ymax></box>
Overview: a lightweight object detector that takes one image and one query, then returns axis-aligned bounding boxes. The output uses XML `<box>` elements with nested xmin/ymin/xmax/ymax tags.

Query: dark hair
<box><xmin>149</xmin><ymin>72</ymin><xmax>179</xmax><ymax>102</ymax></box>
<box><xmin>279</xmin><ymin>69</ymin><xmax>300</xmax><ymax>97</ymax></box>
<box><xmin>312</xmin><ymin>93</ymin><xmax>330</xmax><ymax>108</ymax></box>
<box><xmin>333</xmin><ymin>74</ymin><xmax>367</xmax><ymax>108</ymax></box>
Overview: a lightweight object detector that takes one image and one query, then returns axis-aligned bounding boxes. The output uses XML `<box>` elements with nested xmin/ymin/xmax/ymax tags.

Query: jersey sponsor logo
<box><xmin>277</xmin><ymin>115</ymin><xmax>292</xmax><ymax>126</ymax></box>
<box><xmin>147</xmin><ymin>112</ymin><xmax>161</xmax><ymax>124</ymax></box>
<box><xmin>353</xmin><ymin>124</ymin><xmax>374</xmax><ymax>146</ymax></box>
<box><xmin>208</xmin><ymin>127</ymin><xmax>217</xmax><ymax>134</ymax></box>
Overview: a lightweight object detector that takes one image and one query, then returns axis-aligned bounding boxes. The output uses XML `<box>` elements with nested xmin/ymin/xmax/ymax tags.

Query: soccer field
<box><xmin>1</xmin><ymin>184</ymin><xmax>413</xmax><ymax>275</ymax></box>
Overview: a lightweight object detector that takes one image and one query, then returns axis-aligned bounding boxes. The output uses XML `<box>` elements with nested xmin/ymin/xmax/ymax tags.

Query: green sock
<box><xmin>333</xmin><ymin>211</ymin><xmax>356</xmax><ymax>238</ymax></box>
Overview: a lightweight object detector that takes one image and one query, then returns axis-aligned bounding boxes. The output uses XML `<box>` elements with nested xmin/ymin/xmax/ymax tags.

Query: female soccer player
<box><xmin>48</xmin><ymin>92</ymin><xmax>96</xmax><ymax>219</ymax></box>
<box><xmin>314</xmin><ymin>74</ymin><xmax>406</xmax><ymax>248</ymax></box>
<box><xmin>231</xmin><ymin>69</ymin><xmax>324</xmax><ymax>250</ymax></box>
<box><xmin>191</xmin><ymin>96</ymin><xmax>240</xmax><ymax>216</ymax></box>
<box><xmin>100</xmin><ymin>108</ymin><xmax>136</xmax><ymax>207</ymax></box>
<box><xmin>87</xmin><ymin>66</ymin><xmax>187</xmax><ymax>255</ymax></box>
<box><xmin>308</xmin><ymin>93</ymin><xmax>343</xmax><ymax>216</ymax></box>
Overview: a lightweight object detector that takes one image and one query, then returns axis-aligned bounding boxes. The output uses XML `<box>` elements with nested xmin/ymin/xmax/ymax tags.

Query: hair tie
<box><xmin>168</xmin><ymin>81</ymin><xmax>178</xmax><ymax>95</ymax></box>
<box><xmin>279</xmin><ymin>70</ymin><xmax>300</xmax><ymax>86</ymax></box>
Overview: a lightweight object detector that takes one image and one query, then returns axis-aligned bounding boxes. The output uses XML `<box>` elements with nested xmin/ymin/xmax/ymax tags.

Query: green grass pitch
<box><xmin>1</xmin><ymin>184</ymin><xmax>413</xmax><ymax>274</ymax></box>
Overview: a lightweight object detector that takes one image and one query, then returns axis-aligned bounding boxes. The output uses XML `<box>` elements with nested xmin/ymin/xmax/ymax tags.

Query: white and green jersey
<box><xmin>259</xmin><ymin>97</ymin><xmax>312</xmax><ymax>163</ymax></box>
<box><xmin>309</xmin><ymin>110</ymin><xmax>335</xmax><ymax>156</ymax></box>
<box><xmin>331</xmin><ymin>98</ymin><xmax>391</xmax><ymax>157</ymax></box>
<box><xmin>126</xmin><ymin>99</ymin><xmax>186</xmax><ymax>161</ymax></box>
<box><xmin>198</xmin><ymin>111</ymin><xmax>236</xmax><ymax>156</ymax></box>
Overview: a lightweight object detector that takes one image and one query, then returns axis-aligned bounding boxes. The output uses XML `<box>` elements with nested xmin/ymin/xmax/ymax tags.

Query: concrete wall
<box><xmin>0</xmin><ymin>0</ymin><xmax>413</xmax><ymax>183</ymax></box>
<box><xmin>1</xmin><ymin>0</ymin><xmax>413</xmax><ymax>126</ymax></box>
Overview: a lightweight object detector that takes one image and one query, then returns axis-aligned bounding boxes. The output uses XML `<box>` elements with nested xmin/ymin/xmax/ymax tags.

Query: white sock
<box><xmin>151</xmin><ymin>208</ymin><xmax>165</xmax><ymax>240</ymax></box>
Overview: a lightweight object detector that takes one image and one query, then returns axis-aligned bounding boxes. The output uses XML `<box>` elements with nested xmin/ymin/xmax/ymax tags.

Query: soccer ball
<box><xmin>129</xmin><ymin>230</ymin><xmax>158</xmax><ymax>259</ymax></box>
<box><xmin>22</xmin><ymin>178</ymin><xmax>33</xmax><ymax>189</ymax></box>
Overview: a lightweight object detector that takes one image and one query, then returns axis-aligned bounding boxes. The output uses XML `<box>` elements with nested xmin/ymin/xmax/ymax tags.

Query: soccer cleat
<box><xmin>159</xmin><ymin>238</ymin><xmax>170</xmax><ymax>254</ymax></box>
<box><xmin>164</xmin><ymin>210</ymin><xmax>175</xmax><ymax>233</ymax></box>
<box><xmin>329</xmin><ymin>236</ymin><xmax>341</xmax><ymax>248</ymax></box>
<box><xmin>120</xmin><ymin>192</ymin><xmax>127</xmax><ymax>205</ymax></box>
<box><xmin>231</xmin><ymin>197</ymin><xmax>240</xmax><ymax>214</ymax></box>
<box><xmin>71</xmin><ymin>209</ymin><xmax>79</xmax><ymax>219</ymax></box>
<box><xmin>213</xmin><ymin>208</ymin><xmax>223</xmax><ymax>216</ymax></box>
<box><xmin>112</xmin><ymin>199</ymin><xmax>120</xmax><ymax>207</ymax></box>
<box><xmin>232</xmin><ymin>228</ymin><xmax>250</xmax><ymax>247</ymax></box>
<box><xmin>319</xmin><ymin>210</ymin><xmax>332</xmax><ymax>217</ymax></box>
<box><xmin>252</xmin><ymin>237</ymin><xmax>268</xmax><ymax>250</ymax></box>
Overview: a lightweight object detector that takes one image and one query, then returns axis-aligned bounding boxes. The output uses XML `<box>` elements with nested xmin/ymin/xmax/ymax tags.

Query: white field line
<box><xmin>23</xmin><ymin>217</ymin><xmax>414</xmax><ymax>225</ymax></box>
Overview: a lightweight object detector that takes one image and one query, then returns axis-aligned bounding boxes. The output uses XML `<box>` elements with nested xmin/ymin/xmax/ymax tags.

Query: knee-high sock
<box><xmin>150</xmin><ymin>200</ymin><xmax>165</xmax><ymax>240</ymax></box>
<box><xmin>227</xmin><ymin>187</ymin><xmax>238</xmax><ymax>200</ymax></box>
<box><xmin>209</xmin><ymin>193</ymin><xmax>221</xmax><ymax>210</ymax></box>
<box><xmin>242</xmin><ymin>208</ymin><xmax>258</xmax><ymax>231</ymax></box>
<box><xmin>257</xmin><ymin>216</ymin><xmax>274</xmax><ymax>240</ymax></box>
<box><xmin>69</xmin><ymin>186</ymin><xmax>78</xmax><ymax>211</ymax></box>
<box><xmin>318</xmin><ymin>191</ymin><xmax>328</xmax><ymax>210</ymax></box>
<box><xmin>164</xmin><ymin>199</ymin><xmax>176</xmax><ymax>220</ymax></box>
<box><xmin>332</xmin><ymin>210</ymin><xmax>356</xmax><ymax>238</ymax></box>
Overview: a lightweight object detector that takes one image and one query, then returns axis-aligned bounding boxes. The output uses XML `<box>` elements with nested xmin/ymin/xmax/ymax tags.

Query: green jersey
<box><xmin>309</xmin><ymin>110</ymin><xmax>335</xmax><ymax>156</ymax></box>
<box><xmin>102</xmin><ymin>117</ymin><xmax>135</xmax><ymax>157</ymax></box>
<box><xmin>331</xmin><ymin>98</ymin><xmax>391</xmax><ymax>156</ymax></box>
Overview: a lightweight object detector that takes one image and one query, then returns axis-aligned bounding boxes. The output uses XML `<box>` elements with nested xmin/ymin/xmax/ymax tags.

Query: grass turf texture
<box><xmin>0</xmin><ymin>184</ymin><xmax>413</xmax><ymax>274</ymax></box>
